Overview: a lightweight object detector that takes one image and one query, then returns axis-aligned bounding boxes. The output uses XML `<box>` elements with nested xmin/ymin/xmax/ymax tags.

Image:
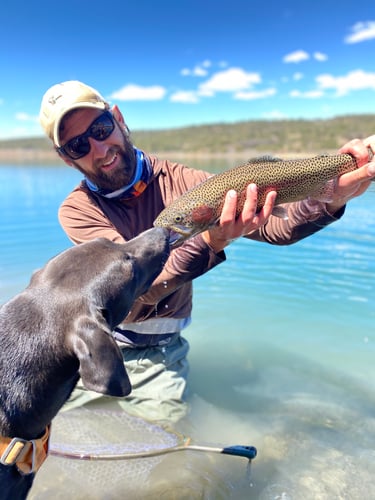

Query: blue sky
<box><xmin>1</xmin><ymin>0</ymin><xmax>375</xmax><ymax>139</ymax></box>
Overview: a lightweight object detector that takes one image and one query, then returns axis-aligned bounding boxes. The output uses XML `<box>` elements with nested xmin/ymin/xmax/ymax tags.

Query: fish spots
<box><xmin>191</xmin><ymin>205</ymin><xmax>214</xmax><ymax>224</ymax></box>
<box><xmin>153</xmin><ymin>153</ymin><xmax>358</xmax><ymax>242</ymax></box>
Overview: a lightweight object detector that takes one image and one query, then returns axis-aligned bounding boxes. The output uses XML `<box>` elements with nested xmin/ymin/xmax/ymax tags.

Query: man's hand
<box><xmin>326</xmin><ymin>135</ymin><xmax>375</xmax><ymax>214</ymax></box>
<box><xmin>202</xmin><ymin>184</ymin><xmax>277</xmax><ymax>253</ymax></box>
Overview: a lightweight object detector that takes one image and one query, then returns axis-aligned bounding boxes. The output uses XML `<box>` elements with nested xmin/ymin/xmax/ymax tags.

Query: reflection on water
<box><xmin>2</xmin><ymin>164</ymin><xmax>375</xmax><ymax>499</ymax></box>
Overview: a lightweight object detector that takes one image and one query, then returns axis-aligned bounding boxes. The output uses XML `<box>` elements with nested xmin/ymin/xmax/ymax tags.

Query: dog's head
<box><xmin>34</xmin><ymin>227</ymin><xmax>170</xmax><ymax>397</ymax></box>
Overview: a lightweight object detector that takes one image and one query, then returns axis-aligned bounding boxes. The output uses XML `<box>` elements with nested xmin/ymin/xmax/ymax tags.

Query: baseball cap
<box><xmin>39</xmin><ymin>81</ymin><xmax>109</xmax><ymax>146</ymax></box>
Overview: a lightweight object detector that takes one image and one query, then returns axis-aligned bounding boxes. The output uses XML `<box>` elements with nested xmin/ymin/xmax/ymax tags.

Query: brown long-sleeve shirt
<box><xmin>59</xmin><ymin>154</ymin><xmax>344</xmax><ymax>328</ymax></box>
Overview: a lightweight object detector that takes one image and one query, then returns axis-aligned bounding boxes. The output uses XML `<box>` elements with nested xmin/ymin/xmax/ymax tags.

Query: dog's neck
<box><xmin>0</xmin><ymin>370</ymin><xmax>80</xmax><ymax>440</ymax></box>
<box><xmin>0</xmin><ymin>425</ymin><xmax>50</xmax><ymax>475</ymax></box>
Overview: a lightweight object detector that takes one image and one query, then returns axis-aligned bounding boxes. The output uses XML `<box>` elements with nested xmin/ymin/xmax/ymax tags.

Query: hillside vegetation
<box><xmin>0</xmin><ymin>114</ymin><xmax>374</xmax><ymax>164</ymax></box>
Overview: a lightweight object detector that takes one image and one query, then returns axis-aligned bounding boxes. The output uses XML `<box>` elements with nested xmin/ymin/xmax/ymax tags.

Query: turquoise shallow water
<box><xmin>2</xmin><ymin>163</ymin><xmax>375</xmax><ymax>499</ymax></box>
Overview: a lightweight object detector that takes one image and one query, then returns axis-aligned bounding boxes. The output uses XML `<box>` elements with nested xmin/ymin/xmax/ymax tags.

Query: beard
<box><xmin>73</xmin><ymin>131</ymin><xmax>137</xmax><ymax>192</ymax></box>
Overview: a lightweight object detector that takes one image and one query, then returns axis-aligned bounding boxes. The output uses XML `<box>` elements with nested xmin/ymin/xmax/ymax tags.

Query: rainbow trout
<box><xmin>154</xmin><ymin>153</ymin><xmax>360</xmax><ymax>244</ymax></box>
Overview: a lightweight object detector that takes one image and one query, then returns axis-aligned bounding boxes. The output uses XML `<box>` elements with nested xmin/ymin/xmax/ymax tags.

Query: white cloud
<box><xmin>110</xmin><ymin>84</ymin><xmax>166</xmax><ymax>101</ymax></box>
<box><xmin>198</xmin><ymin>87</ymin><xmax>216</xmax><ymax>98</ymax></box>
<box><xmin>15</xmin><ymin>112</ymin><xmax>39</xmax><ymax>122</ymax></box>
<box><xmin>181</xmin><ymin>66</ymin><xmax>208</xmax><ymax>77</ymax></box>
<box><xmin>289</xmin><ymin>89</ymin><xmax>324</xmax><ymax>98</ymax></box>
<box><xmin>234</xmin><ymin>88</ymin><xmax>277</xmax><ymax>100</ymax></box>
<box><xmin>293</xmin><ymin>72</ymin><xmax>304</xmax><ymax>81</ymax></box>
<box><xmin>262</xmin><ymin>110</ymin><xmax>287</xmax><ymax>120</ymax></box>
<box><xmin>199</xmin><ymin>67</ymin><xmax>261</xmax><ymax>94</ymax></box>
<box><xmin>180</xmin><ymin>60</ymin><xmax>212</xmax><ymax>77</ymax></box>
<box><xmin>316</xmin><ymin>69</ymin><xmax>375</xmax><ymax>96</ymax></box>
<box><xmin>345</xmin><ymin>21</ymin><xmax>375</xmax><ymax>44</ymax></box>
<box><xmin>170</xmin><ymin>91</ymin><xmax>199</xmax><ymax>103</ymax></box>
<box><xmin>283</xmin><ymin>50</ymin><xmax>310</xmax><ymax>63</ymax></box>
<box><xmin>192</xmin><ymin>65</ymin><xmax>209</xmax><ymax>77</ymax></box>
<box><xmin>313</xmin><ymin>52</ymin><xmax>328</xmax><ymax>62</ymax></box>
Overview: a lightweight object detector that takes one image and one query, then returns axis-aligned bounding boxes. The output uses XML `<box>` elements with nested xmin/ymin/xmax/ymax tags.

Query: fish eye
<box><xmin>174</xmin><ymin>215</ymin><xmax>183</xmax><ymax>223</ymax></box>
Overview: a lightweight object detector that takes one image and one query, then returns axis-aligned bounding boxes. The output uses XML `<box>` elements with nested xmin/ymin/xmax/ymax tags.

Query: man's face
<box><xmin>59</xmin><ymin>108</ymin><xmax>136</xmax><ymax>191</ymax></box>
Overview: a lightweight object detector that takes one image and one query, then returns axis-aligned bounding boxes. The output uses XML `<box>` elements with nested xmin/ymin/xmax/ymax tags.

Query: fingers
<box><xmin>219</xmin><ymin>184</ymin><xmax>257</xmax><ymax>230</ymax></box>
<box><xmin>364</xmin><ymin>134</ymin><xmax>375</xmax><ymax>147</ymax></box>
<box><xmin>339</xmin><ymin>137</ymin><xmax>375</xmax><ymax>167</ymax></box>
<box><xmin>327</xmin><ymin>137</ymin><xmax>375</xmax><ymax>212</ymax></box>
<box><xmin>259</xmin><ymin>190</ymin><xmax>278</xmax><ymax>221</ymax></box>
<box><xmin>219</xmin><ymin>189</ymin><xmax>240</xmax><ymax>226</ymax></box>
<box><xmin>237</xmin><ymin>184</ymin><xmax>259</xmax><ymax>225</ymax></box>
<box><xmin>219</xmin><ymin>184</ymin><xmax>275</xmax><ymax>238</ymax></box>
<box><xmin>203</xmin><ymin>184</ymin><xmax>275</xmax><ymax>252</ymax></box>
<box><xmin>338</xmin><ymin>163</ymin><xmax>375</xmax><ymax>190</ymax></box>
<box><xmin>363</xmin><ymin>135</ymin><xmax>375</xmax><ymax>160</ymax></box>
<box><xmin>336</xmin><ymin>137</ymin><xmax>375</xmax><ymax>200</ymax></box>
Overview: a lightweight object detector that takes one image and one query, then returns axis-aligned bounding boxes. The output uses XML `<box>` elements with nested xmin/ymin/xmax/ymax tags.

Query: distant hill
<box><xmin>1</xmin><ymin>114</ymin><xmax>374</xmax><ymax>164</ymax></box>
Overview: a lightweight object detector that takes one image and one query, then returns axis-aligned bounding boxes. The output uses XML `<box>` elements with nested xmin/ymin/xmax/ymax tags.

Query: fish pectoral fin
<box><xmin>271</xmin><ymin>206</ymin><xmax>289</xmax><ymax>220</ymax></box>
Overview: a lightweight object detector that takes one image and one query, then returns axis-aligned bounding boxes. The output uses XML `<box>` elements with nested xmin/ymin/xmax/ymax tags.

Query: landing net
<box><xmin>30</xmin><ymin>407</ymin><xmax>256</xmax><ymax>499</ymax></box>
<box><xmin>49</xmin><ymin>407</ymin><xmax>182</xmax><ymax>459</ymax></box>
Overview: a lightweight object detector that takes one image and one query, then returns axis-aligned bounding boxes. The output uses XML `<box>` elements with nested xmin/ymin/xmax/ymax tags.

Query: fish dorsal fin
<box><xmin>247</xmin><ymin>155</ymin><xmax>284</xmax><ymax>163</ymax></box>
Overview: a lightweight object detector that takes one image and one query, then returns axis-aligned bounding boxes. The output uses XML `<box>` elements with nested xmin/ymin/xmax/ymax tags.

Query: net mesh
<box><xmin>50</xmin><ymin>407</ymin><xmax>181</xmax><ymax>456</ymax></box>
<box><xmin>30</xmin><ymin>407</ymin><xmax>188</xmax><ymax>499</ymax></box>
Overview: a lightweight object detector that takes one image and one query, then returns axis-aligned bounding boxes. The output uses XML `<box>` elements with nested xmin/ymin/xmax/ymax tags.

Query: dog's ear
<box><xmin>71</xmin><ymin>318</ymin><xmax>131</xmax><ymax>397</ymax></box>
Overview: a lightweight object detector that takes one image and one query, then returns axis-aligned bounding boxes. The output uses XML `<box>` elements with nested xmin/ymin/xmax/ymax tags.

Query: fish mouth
<box><xmin>168</xmin><ymin>225</ymin><xmax>198</xmax><ymax>247</ymax></box>
<box><xmin>169</xmin><ymin>231</ymin><xmax>185</xmax><ymax>247</ymax></box>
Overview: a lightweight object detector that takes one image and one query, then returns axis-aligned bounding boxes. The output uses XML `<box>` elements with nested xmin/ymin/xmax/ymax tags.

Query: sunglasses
<box><xmin>57</xmin><ymin>111</ymin><xmax>115</xmax><ymax>160</ymax></box>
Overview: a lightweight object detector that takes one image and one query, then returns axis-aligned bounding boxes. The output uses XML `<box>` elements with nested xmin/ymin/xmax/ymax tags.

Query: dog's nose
<box><xmin>148</xmin><ymin>227</ymin><xmax>171</xmax><ymax>248</ymax></box>
<box><xmin>152</xmin><ymin>227</ymin><xmax>170</xmax><ymax>239</ymax></box>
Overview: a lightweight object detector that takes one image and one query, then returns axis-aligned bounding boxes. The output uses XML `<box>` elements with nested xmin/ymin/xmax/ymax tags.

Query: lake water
<box><xmin>1</xmin><ymin>162</ymin><xmax>375</xmax><ymax>499</ymax></box>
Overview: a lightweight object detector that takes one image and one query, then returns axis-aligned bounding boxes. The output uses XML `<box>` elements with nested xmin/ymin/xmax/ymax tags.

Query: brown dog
<box><xmin>0</xmin><ymin>228</ymin><xmax>170</xmax><ymax>500</ymax></box>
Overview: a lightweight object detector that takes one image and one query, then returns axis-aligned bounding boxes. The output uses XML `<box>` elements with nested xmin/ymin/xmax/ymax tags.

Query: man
<box><xmin>39</xmin><ymin>80</ymin><xmax>375</xmax><ymax>421</ymax></box>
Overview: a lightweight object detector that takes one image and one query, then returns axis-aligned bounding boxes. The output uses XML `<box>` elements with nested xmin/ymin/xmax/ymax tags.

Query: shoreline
<box><xmin>0</xmin><ymin>148</ymin><xmax>337</xmax><ymax>165</ymax></box>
